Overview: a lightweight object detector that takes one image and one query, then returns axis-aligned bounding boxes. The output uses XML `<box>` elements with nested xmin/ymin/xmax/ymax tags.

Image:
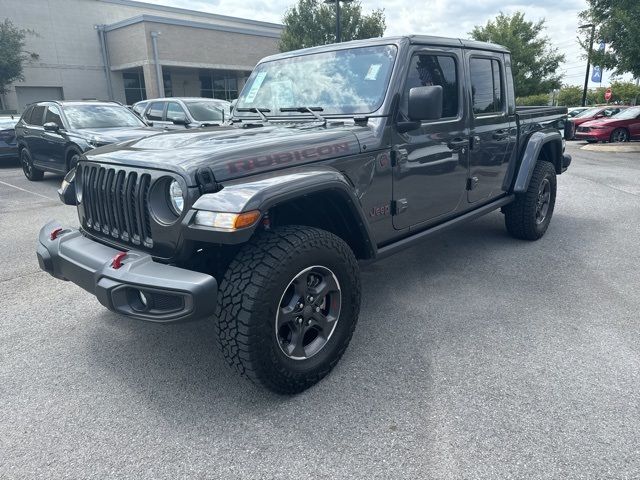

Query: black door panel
<box><xmin>392</xmin><ymin>47</ymin><xmax>470</xmax><ymax>230</ymax></box>
<box><xmin>467</xmin><ymin>54</ymin><xmax>512</xmax><ymax>203</ymax></box>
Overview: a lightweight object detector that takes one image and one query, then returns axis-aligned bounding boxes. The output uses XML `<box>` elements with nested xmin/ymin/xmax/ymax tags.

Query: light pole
<box><xmin>579</xmin><ymin>23</ymin><xmax>595</xmax><ymax>107</ymax></box>
<box><xmin>325</xmin><ymin>0</ymin><xmax>353</xmax><ymax>43</ymax></box>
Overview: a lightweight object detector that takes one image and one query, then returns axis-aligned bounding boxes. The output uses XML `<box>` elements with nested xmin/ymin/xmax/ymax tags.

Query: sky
<box><xmin>146</xmin><ymin>0</ymin><xmax>623</xmax><ymax>88</ymax></box>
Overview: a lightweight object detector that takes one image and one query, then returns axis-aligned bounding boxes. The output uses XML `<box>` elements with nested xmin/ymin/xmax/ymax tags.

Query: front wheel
<box><xmin>68</xmin><ymin>152</ymin><xmax>81</xmax><ymax>172</ymax></box>
<box><xmin>216</xmin><ymin>226</ymin><xmax>361</xmax><ymax>394</ymax></box>
<box><xmin>21</xmin><ymin>148</ymin><xmax>44</xmax><ymax>181</ymax></box>
<box><xmin>504</xmin><ymin>160</ymin><xmax>557</xmax><ymax>240</ymax></box>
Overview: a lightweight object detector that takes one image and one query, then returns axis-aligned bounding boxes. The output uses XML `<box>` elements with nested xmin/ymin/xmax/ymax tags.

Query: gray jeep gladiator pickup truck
<box><xmin>37</xmin><ymin>36</ymin><xmax>570</xmax><ymax>394</ymax></box>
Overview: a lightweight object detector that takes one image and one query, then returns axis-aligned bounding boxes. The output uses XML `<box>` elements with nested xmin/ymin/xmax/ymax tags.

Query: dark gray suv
<box><xmin>15</xmin><ymin>101</ymin><xmax>156</xmax><ymax>181</ymax></box>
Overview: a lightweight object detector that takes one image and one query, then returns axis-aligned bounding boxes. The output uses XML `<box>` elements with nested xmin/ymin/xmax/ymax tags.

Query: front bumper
<box><xmin>575</xmin><ymin>130</ymin><xmax>608</xmax><ymax>142</ymax></box>
<box><xmin>37</xmin><ymin>221</ymin><xmax>218</xmax><ymax>323</ymax></box>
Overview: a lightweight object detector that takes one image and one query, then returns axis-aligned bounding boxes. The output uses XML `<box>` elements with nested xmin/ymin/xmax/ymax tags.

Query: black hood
<box><xmin>84</xmin><ymin>123</ymin><xmax>364</xmax><ymax>184</ymax></box>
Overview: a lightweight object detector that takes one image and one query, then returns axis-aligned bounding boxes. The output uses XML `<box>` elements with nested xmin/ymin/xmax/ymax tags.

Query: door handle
<box><xmin>447</xmin><ymin>138</ymin><xmax>469</xmax><ymax>150</ymax></box>
<box><xmin>493</xmin><ymin>130</ymin><xmax>509</xmax><ymax>140</ymax></box>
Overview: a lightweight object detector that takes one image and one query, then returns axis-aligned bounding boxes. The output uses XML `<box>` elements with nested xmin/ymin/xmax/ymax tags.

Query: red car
<box><xmin>575</xmin><ymin>106</ymin><xmax>640</xmax><ymax>143</ymax></box>
<box><xmin>567</xmin><ymin>105</ymin><xmax>628</xmax><ymax>139</ymax></box>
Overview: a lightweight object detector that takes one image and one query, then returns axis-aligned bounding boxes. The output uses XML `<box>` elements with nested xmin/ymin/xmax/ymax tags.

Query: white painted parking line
<box><xmin>0</xmin><ymin>179</ymin><xmax>56</xmax><ymax>201</ymax></box>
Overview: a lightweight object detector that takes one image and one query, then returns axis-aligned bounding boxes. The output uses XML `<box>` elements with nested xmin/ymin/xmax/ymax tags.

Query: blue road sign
<box><xmin>592</xmin><ymin>66</ymin><xmax>602</xmax><ymax>83</ymax></box>
<box><xmin>591</xmin><ymin>42</ymin><xmax>605</xmax><ymax>83</ymax></box>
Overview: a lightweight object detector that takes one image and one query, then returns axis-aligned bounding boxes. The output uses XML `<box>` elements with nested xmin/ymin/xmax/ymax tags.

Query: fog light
<box><xmin>194</xmin><ymin>210</ymin><xmax>260</xmax><ymax>230</ymax></box>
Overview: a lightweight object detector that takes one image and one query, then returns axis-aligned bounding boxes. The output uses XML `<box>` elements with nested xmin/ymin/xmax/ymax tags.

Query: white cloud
<box><xmin>148</xmin><ymin>0</ymin><xmax>628</xmax><ymax>87</ymax></box>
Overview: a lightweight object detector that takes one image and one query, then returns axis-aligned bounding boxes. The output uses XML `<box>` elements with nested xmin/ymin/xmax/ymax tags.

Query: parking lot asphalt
<box><xmin>1</xmin><ymin>142</ymin><xmax>639</xmax><ymax>479</ymax></box>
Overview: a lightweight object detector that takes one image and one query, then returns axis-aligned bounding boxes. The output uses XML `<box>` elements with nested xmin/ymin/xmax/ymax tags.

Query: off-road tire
<box><xmin>504</xmin><ymin>160</ymin><xmax>557</xmax><ymax>240</ymax></box>
<box><xmin>216</xmin><ymin>225</ymin><xmax>361</xmax><ymax>394</ymax></box>
<box><xmin>21</xmin><ymin>148</ymin><xmax>44</xmax><ymax>181</ymax></box>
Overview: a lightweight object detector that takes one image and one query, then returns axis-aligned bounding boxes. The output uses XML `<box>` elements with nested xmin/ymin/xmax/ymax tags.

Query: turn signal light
<box><xmin>194</xmin><ymin>210</ymin><xmax>261</xmax><ymax>230</ymax></box>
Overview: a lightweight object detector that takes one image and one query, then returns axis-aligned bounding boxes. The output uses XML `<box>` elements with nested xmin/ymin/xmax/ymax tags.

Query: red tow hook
<box><xmin>50</xmin><ymin>227</ymin><xmax>63</xmax><ymax>241</ymax></box>
<box><xmin>111</xmin><ymin>252</ymin><xmax>127</xmax><ymax>269</ymax></box>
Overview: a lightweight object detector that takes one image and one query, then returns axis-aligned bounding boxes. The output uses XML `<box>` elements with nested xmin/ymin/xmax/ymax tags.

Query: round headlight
<box><xmin>168</xmin><ymin>180</ymin><xmax>184</xmax><ymax>215</ymax></box>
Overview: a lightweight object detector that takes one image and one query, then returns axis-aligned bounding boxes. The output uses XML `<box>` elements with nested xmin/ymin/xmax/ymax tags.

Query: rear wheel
<box><xmin>610</xmin><ymin>128</ymin><xmax>629</xmax><ymax>143</ymax></box>
<box><xmin>21</xmin><ymin>148</ymin><xmax>44</xmax><ymax>181</ymax></box>
<box><xmin>504</xmin><ymin>160</ymin><xmax>557</xmax><ymax>240</ymax></box>
<box><xmin>216</xmin><ymin>225</ymin><xmax>361</xmax><ymax>394</ymax></box>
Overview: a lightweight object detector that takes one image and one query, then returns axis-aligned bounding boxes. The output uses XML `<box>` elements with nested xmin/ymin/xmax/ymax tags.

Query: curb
<box><xmin>581</xmin><ymin>143</ymin><xmax>640</xmax><ymax>153</ymax></box>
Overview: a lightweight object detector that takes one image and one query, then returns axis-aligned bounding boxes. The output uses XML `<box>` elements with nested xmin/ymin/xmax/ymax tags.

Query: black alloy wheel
<box><xmin>21</xmin><ymin>148</ymin><xmax>44</xmax><ymax>181</ymax></box>
<box><xmin>535</xmin><ymin>178</ymin><xmax>552</xmax><ymax>225</ymax></box>
<box><xmin>276</xmin><ymin>265</ymin><xmax>342</xmax><ymax>360</ymax></box>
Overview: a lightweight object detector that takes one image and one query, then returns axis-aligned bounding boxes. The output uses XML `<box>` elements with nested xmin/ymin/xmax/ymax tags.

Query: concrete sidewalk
<box><xmin>581</xmin><ymin>142</ymin><xmax>640</xmax><ymax>153</ymax></box>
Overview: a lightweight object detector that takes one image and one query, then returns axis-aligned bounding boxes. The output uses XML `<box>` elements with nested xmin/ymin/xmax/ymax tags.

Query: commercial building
<box><xmin>0</xmin><ymin>0</ymin><xmax>283</xmax><ymax>112</ymax></box>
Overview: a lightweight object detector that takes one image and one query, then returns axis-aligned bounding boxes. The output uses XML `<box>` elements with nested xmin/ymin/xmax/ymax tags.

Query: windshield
<box><xmin>185</xmin><ymin>101</ymin><xmax>227</xmax><ymax>122</ymax></box>
<box><xmin>234</xmin><ymin>45</ymin><xmax>397</xmax><ymax>118</ymax></box>
<box><xmin>612</xmin><ymin>107</ymin><xmax>640</xmax><ymax>119</ymax></box>
<box><xmin>574</xmin><ymin>107</ymin><xmax>603</xmax><ymax>118</ymax></box>
<box><xmin>64</xmin><ymin>105</ymin><xmax>145</xmax><ymax>129</ymax></box>
<box><xmin>568</xmin><ymin>108</ymin><xmax>586</xmax><ymax>117</ymax></box>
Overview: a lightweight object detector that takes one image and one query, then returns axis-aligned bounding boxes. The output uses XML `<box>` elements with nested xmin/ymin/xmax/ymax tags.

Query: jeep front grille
<box><xmin>79</xmin><ymin>164</ymin><xmax>153</xmax><ymax>248</ymax></box>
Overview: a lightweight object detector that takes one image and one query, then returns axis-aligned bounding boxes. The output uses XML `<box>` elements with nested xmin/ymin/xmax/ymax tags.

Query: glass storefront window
<box><xmin>200</xmin><ymin>70</ymin><xmax>248</xmax><ymax>101</ymax></box>
<box><xmin>123</xmin><ymin>70</ymin><xmax>146</xmax><ymax>105</ymax></box>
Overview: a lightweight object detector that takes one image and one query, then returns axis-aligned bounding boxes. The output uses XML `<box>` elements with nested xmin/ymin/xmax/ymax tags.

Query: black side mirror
<box><xmin>44</xmin><ymin>122</ymin><xmax>60</xmax><ymax>132</ymax></box>
<box><xmin>58</xmin><ymin>168</ymin><xmax>77</xmax><ymax>206</ymax></box>
<box><xmin>408</xmin><ymin>85</ymin><xmax>443</xmax><ymax>121</ymax></box>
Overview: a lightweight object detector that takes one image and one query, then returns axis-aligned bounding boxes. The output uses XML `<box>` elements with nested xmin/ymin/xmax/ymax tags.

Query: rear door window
<box><xmin>146</xmin><ymin>102</ymin><xmax>165</xmax><ymax>121</ymax></box>
<box><xmin>166</xmin><ymin>102</ymin><xmax>187</xmax><ymax>122</ymax></box>
<box><xmin>29</xmin><ymin>105</ymin><xmax>46</xmax><ymax>126</ymax></box>
<box><xmin>470</xmin><ymin>58</ymin><xmax>504</xmax><ymax>115</ymax></box>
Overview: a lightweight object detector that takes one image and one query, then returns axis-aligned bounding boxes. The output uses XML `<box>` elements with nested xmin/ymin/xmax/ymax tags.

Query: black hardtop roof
<box><xmin>261</xmin><ymin>35</ymin><xmax>509</xmax><ymax>63</ymax></box>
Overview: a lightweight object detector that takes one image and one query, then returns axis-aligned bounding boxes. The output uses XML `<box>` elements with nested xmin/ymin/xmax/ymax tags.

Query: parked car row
<box><xmin>13</xmin><ymin>97</ymin><xmax>231</xmax><ymax>180</ymax></box>
<box><xmin>566</xmin><ymin>105</ymin><xmax>629</xmax><ymax>140</ymax></box>
<box><xmin>574</xmin><ymin>106</ymin><xmax>640</xmax><ymax>143</ymax></box>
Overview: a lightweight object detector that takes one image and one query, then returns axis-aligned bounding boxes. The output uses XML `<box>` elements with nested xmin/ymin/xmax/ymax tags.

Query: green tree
<box><xmin>580</xmin><ymin>0</ymin><xmax>640</xmax><ymax>78</ymax></box>
<box><xmin>279</xmin><ymin>0</ymin><xmax>385</xmax><ymax>52</ymax></box>
<box><xmin>557</xmin><ymin>85</ymin><xmax>584</xmax><ymax>106</ymax></box>
<box><xmin>515</xmin><ymin>93</ymin><xmax>550</xmax><ymax>106</ymax></box>
<box><xmin>0</xmin><ymin>19</ymin><xmax>38</xmax><ymax>94</ymax></box>
<box><xmin>607</xmin><ymin>80</ymin><xmax>640</xmax><ymax>104</ymax></box>
<box><xmin>470</xmin><ymin>12</ymin><xmax>565</xmax><ymax>97</ymax></box>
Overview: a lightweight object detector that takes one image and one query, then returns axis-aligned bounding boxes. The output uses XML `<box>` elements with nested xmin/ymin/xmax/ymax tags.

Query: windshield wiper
<box><xmin>280</xmin><ymin>107</ymin><xmax>326</xmax><ymax>126</ymax></box>
<box><xmin>235</xmin><ymin>107</ymin><xmax>271</xmax><ymax>123</ymax></box>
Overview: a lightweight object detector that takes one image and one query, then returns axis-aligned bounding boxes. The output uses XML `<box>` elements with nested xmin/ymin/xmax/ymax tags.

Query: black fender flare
<box><xmin>512</xmin><ymin>130</ymin><xmax>563</xmax><ymax>193</ymax></box>
<box><xmin>184</xmin><ymin>165</ymin><xmax>376</xmax><ymax>258</ymax></box>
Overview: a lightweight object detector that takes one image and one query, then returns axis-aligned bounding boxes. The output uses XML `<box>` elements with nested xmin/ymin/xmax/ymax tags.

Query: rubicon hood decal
<box><xmin>85</xmin><ymin>124</ymin><xmax>362</xmax><ymax>183</ymax></box>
